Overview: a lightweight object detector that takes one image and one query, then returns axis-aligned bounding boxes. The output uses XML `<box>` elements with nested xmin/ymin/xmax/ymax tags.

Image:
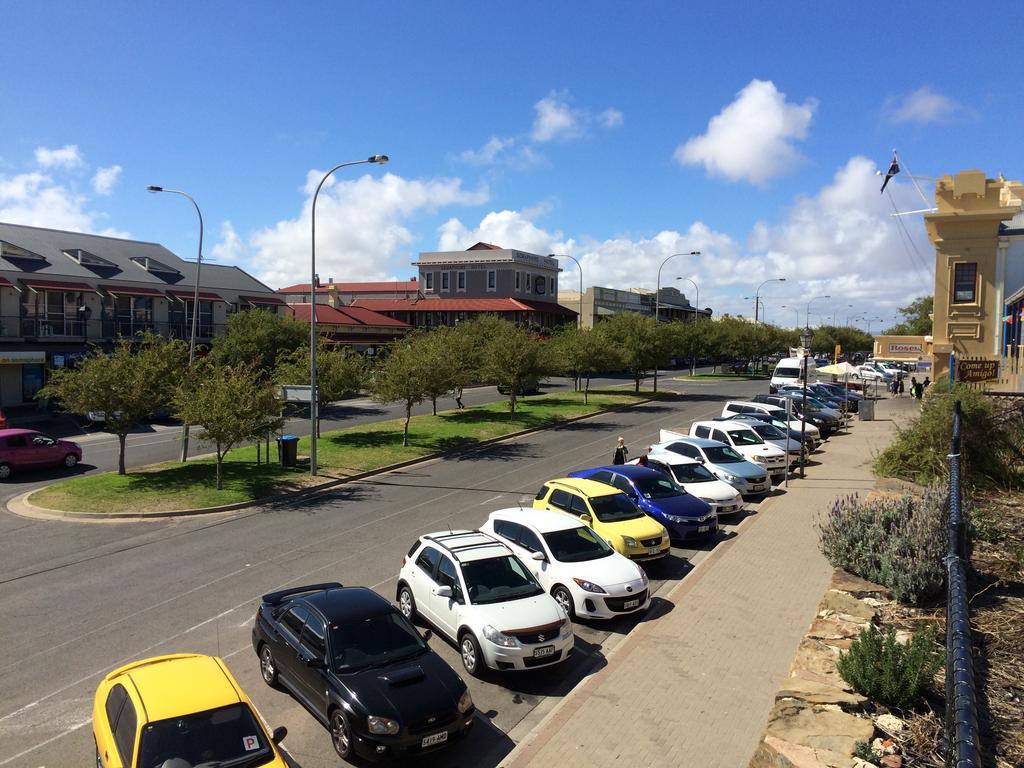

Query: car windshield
<box><xmin>330</xmin><ymin>612</ymin><xmax>428</xmax><ymax>672</ymax></box>
<box><xmin>632</xmin><ymin>474</ymin><xmax>685</xmax><ymax>499</ymax></box>
<box><xmin>462</xmin><ymin>555</ymin><xmax>544</xmax><ymax>605</ymax></box>
<box><xmin>774</xmin><ymin>366</ymin><xmax>801</xmax><ymax>378</ymax></box>
<box><xmin>727</xmin><ymin>429</ymin><xmax>763</xmax><ymax>446</ymax></box>
<box><xmin>137</xmin><ymin>703</ymin><xmax>273</xmax><ymax>768</ymax></box>
<box><xmin>543</xmin><ymin>526</ymin><xmax>614</xmax><ymax>563</ymax></box>
<box><xmin>670</xmin><ymin>463</ymin><xmax>717</xmax><ymax>483</ymax></box>
<box><xmin>589</xmin><ymin>493</ymin><xmax>645</xmax><ymax>522</ymax></box>
<box><xmin>804</xmin><ymin>396</ymin><xmax>832</xmax><ymax>410</ymax></box>
<box><xmin>703</xmin><ymin>446</ymin><xmax>745</xmax><ymax>463</ymax></box>
<box><xmin>752</xmin><ymin>423</ymin><xmax>787</xmax><ymax>439</ymax></box>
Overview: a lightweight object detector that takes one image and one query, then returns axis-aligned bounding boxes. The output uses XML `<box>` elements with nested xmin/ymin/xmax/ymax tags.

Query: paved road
<box><xmin>0</xmin><ymin>375</ymin><xmax>774</xmax><ymax>768</ymax></box>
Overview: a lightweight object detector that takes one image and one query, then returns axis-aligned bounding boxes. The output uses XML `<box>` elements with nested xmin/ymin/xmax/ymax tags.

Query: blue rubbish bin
<box><xmin>277</xmin><ymin>434</ymin><xmax>299</xmax><ymax>467</ymax></box>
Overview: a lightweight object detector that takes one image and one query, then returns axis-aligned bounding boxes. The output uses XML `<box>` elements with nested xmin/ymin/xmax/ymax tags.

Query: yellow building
<box><xmin>925</xmin><ymin>170</ymin><xmax>1024</xmax><ymax>387</ymax></box>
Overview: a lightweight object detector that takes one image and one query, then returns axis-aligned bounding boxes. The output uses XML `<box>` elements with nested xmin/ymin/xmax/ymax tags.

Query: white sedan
<box><xmin>480</xmin><ymin>508</ymin><xmax>650</xmax><ymax>621</ymax></box>
<box><xmin>633</xmin><ymin>455</ymin><xmax>744</xmax><ymax>516</ymax></box>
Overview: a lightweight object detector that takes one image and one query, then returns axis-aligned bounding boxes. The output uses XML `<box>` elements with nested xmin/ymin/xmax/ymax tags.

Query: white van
<box><xmin>771</xmin><ymin>357</ymin><xmax>817</xmax><ymax>392</ymax></box>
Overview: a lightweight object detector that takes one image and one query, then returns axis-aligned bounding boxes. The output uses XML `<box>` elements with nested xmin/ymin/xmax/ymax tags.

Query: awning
<box><xmin>21</xmin><ymin>278</ymin><xmax>96</xmax><ymax>293</ymax></box>
<box><xmin>166</xmin><ymin>289</ymin><xmax>227</xmax><ymax>303</ymax></box>
<box><xmin>0</xmin><ymin>276</ymin><xmax>21</xmax><ymax>292</ymax></box>
<box><xmin>240</xmin><ymin>294</ymin><xmax>285</xmax><ymax>306</ymax></box>
<box><xmin>100</xmin><ymin>284</ymin><xmax>165</xmax><ymax>298</ymax></box>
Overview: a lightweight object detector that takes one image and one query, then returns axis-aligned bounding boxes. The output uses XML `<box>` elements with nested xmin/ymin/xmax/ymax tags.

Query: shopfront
<box><xmin>0</xmin><ymin>350</ymin><xmax>47</xmax><ymax>406</ymax></box>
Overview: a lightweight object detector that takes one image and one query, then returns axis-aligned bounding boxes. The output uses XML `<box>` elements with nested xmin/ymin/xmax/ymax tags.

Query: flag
<box><xmin>880</xmin><ymin>152</ymin><xmax>900</xmax><ymax>194</ymax></box>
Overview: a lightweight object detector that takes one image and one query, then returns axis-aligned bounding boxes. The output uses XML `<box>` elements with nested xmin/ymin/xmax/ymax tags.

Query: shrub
<box><xmin>837</xmin><ymin>624</ymin><xmax>943</xmax><ymax>709</ymax></box>
<box><xmin>818</xmin><ymin>489</ymin><xmax>946</xmax><ymax>604</ymax></box>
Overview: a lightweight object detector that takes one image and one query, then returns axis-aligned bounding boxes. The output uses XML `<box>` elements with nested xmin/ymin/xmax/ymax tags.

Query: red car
<box><xmin>0</xmin><ymin>428</ymin><xmax>83</xmax><ymax>480</ymax></box>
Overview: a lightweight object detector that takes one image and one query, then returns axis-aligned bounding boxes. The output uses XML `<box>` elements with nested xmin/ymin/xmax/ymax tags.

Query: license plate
<box><xmin>647</xmin><ymin>546</ymin><xmax>660</xmax><ymax>555</ymax></box>
<box><xmin>623</xmin><ymin>598</ymin><xmax>640</xmax><ymax>610</ymax></box>
<box><xmin>421</xmin><ymin>731</ymin><xmax>448</xmax><ymax>748</ymax></box>
<box><xmin>533</xmin><ymin>645</ymin><xmax>555</xmax><ymax>658</ymax></box>
<box><xmin>698</xmin><ymin>525</ymin><xmax>710</xmax><ymax>533</ymax></box>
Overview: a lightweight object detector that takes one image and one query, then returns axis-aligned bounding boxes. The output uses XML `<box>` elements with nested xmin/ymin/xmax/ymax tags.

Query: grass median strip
<box><xmin>29</xmin><ymin>389</ymin><xmax>657</xmax><ymax>515</ymax></box>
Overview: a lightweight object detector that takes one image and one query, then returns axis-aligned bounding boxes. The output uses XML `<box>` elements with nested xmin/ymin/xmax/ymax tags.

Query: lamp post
<box><xmin>675</xmin><ymin>277</ymin><xmax>699</xmax><ymax>320</ymax></box>
<box><xmin>833</xmin><ymin>304</ymin><xmax>852</xmax><ymax>326</ymax></box>
<box><xmin>653</xmin><ymin>250</ymin><xmax>700</xmax><ymax>392</ymax></box>
<box><xmin>780</xmin><ymin>305</ymin><xmax>800</xmax><ymax>328</ymax></box>
<box><xmin>799</xmin><ymin>325</ymin><xmax>814</xmax><ymax>478</ymax></box>
<box><xmin>146</xmin><ymin>185</ymin><xmax>204</xmax><ymax>462</ymax></box>
<box><xmin>310</xmin><ymin>155</ymin><xmax>389</xmax><ymax>477</ymax></box>
<box><xmin>754</xmin><ymin>278</ymin><xmax>786</xmax><ymax>324</ymax></box>
<box><xmin>549</xmin><ymin>253</ymin><xmax>583</xmax><ymax>329</ymax></box>
<box><xmin>805</xmin><ymin>294</ymin><xmax>831</xmax><ymax>327</ymax></box>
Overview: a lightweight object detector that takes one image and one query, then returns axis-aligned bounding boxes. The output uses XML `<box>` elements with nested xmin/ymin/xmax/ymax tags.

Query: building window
<box><xmin>525</xmin><ymin>273</ymin><xmax>531</xmax><ymax>294</ymax></box>
<box><xmin>441</xmin><ymin>272</ymin><xmax>450</xmax><ymax>292</ymax></box>
<box><xmin>457</xmin><ymin>271</ymin><xmax>466</xmax><ymax>291</ymax></box>
<box><xmin>424</xmin><ymin>272</ymin><xmax>434</xmax><ymax>291</ymax></box>
<box><xmin>515</xmin><ymin>272</ymin><xmax>521</xmax><ymax>291</ymax></box>
<box><xmin>169</xmin><ymin>299</ymin><xmax>214</xmax><ymax>339</ymax></box>
<box><xmin>21</xmin><ymin>289</ymin><xmax>85</xmax><ymax>336</ymax></box>
<box><xmin>952</xmin><ymin>262</ymin><xmax>977</xmax><ymax>304</ymax></box>
<box><xmin>105</xmin><ymin>296</ymin><xmax>155</xmax><ymax>336</ymax></box>
<box><xmin>549</xmin><ymin>276</ymin><xmax>555</xmax><ymax>295</ymax></box>
<box><xmin>487</xmin><ymin>270</ymin><xmax>496</xmax><ymax>291</ymax></box>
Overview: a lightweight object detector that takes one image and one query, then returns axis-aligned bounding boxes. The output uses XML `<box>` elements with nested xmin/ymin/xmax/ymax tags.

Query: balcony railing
<box><xmin>3</xmin><ymin>316</ymin><xmax>225</xmax><ymax>342</ymax></box>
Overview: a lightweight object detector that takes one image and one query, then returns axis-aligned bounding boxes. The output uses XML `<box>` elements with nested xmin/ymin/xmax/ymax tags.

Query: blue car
<box><xmin>568</xmin><ymin>465</ymin><xmax>717</xmax><ymax>542</ymax></box>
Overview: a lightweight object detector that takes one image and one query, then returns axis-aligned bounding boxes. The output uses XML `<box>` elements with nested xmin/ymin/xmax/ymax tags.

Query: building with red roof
<box><xmin>286</xmin><ymin>303</ymin><xmax>410</xmax><ymax>351</ymax></box>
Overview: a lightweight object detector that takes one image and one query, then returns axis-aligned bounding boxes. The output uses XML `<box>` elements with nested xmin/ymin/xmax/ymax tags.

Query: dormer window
<box><xmin>64</xmin><ymin>249</ymin><xmax>116</xmax><ymax>268</ymax></box>
<box><xmin>131</xmin><ymin>256</ymin><xmax>181</xmax><ymax>276</ymax></box>
<box><xmin>1</xmin><ymin>241</ymin><xmax>46</xmax><ymax>261</ymax></box>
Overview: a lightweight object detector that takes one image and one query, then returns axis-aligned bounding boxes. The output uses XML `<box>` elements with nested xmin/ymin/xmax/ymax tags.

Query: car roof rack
<box><xmin>423</xmin><ymin>530</ymin><xmax>506</xmax><ymax>562</ymax></box>
<box><xmin>262</xmin><ymin>582</ymin><xmax>344</xmax><ymax>606</ymax></box>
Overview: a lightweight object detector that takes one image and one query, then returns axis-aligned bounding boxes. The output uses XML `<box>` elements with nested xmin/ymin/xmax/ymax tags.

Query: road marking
<box><xmin>478</xmin><ymin>494</ymin><xmax>505</xmax><ymax>505</ymax></box>
<box><xmin>0</xmin><ymin>719</ymin><xmax>90</xmax><ymax>766</ymax></box>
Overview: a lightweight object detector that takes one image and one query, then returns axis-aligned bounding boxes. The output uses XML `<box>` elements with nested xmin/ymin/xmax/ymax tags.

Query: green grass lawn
<box><xmin>30</xmin><ymin>388</ymin><xmax>657</xmax><ymax>515</ymax></box>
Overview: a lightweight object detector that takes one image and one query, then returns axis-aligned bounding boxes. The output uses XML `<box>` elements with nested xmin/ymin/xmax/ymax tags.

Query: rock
<box><xmin>766</xmin><ymin>699</ymin><xmax>876</xmax><ymax>756</ymax></box>
<box><xmin>851</xmin><ymin>761</ymin><xmax>875</xmax><ymax>768</ymax></box>
<box><xmin>879</xmin><ymin>756</ymin><xmax>902</xmax><ymax>768</ymax></box>
<box><xmin>808</xmin><ymin>616</ymin><xmax>862</xmax><ymax>643</ymax></box>
<box><xmin>873</xmin><ymin>713</ymin><xmax>904</xmax><ymax>736</ymax></box>
<box><xmin>830</xmin><ymin>568</ymin><xmax>892</xmax><ymax>599</ymax></box>
<box><xmin>820</xmin><ymin>590</ymin><xmax>878</xmax><ymax>621</ymax></box>
<box><xmin>750</xmin><ymin>736</ymin><xmax>855</xmax><ymax>768</ymax></box>
<box><xmin>775</xmin><ymin>677</ymin><xmax>867</xmax><ymax>708</ymax></box>
<box><xmin>789</xmin><ymin>638</ymin><xmax>847</xmax><ymax>688</ymax></box>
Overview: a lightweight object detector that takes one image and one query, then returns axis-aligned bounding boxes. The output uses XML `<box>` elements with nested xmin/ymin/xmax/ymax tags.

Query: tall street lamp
<box><xmin>806</xmin><ymin>294</ymin><xmax>831</xmax><ymax>327</ymax></box>
<box><xmin>833</xmin><ymin>304</ymin><xmax>852</xmax><ymax>325</ymax></box>
<box><xmin>654</xmin><ymin>250</ymin><xmax>700</xmax><ymax>393</ymax></box>
<box><xmin>147</xmin><ymin>185</ymin><xmax>204</xmax><ymax>462</ymax></box>
<box><xmin>675</xmin><ymin>277</ymin><xmax>699</xmax><ymax>320</ymax></box>
<box><xmin>754</xmin><ymin>278</ymin><xmax>786</xmax><ymax>324</ymax></box>
<box><xmin>780</xmin><ymin>305</ymin><xmax>800</xmax><ymax>328</ymax></box>
<box><xmin>799</xmin><ymin>325</ymin><xmax>814</xmax><ymax>478</ymax></box>
<box><xmin>549</xmin><ymin>253</ymin><xmax>583</xmax><ymax>329</ymax></box>
<box><xmin>310</xmin><ymin>155</ymin><xmax>389</xmax><ymax>477</ymax></box>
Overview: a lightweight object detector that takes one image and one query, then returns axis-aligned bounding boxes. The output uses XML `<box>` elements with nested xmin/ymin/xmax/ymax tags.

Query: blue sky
<box><xmin>2</xmin><ymin>1</ymin><xmax>1021</xmax><ymax>327</ymax></box>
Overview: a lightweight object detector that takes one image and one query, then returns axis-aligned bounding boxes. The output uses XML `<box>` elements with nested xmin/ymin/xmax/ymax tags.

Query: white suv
<box><xmin>480</xmin><ymin>508</ymin><xmax>650</xmax><ymax>621</ymax></box>
<box><xmin>397</xmin><ymin>531</ymin><xmax>573</xmax><ymax>676</ymax></box>
<box><xmin>688</xmin><ymin>421</ymin><xmax>788</xmax><ymax>482</ymax></box>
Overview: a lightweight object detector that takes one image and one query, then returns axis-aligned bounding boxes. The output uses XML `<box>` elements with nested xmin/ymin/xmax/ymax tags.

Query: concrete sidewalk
<box><xmin>501</xmin><ymin>397</ymin><xmax>915</xmax><ymax>768</ymax></box>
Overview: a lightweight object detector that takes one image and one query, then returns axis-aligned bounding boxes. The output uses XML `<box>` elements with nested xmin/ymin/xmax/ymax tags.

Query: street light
<box><xmin>675</xmin><ymin>277</ymin><xmax>700</xmax><ymax>319</ymax></box>
<box><xmin>549</xmin><ymin>253</ymin><xmax>583</xmax><ymax>329</ymax></box>
<box><xmin>754</xmin><ymin>278</ymin><xmax>786</xmax><ymax>324</ymax></box>
<box><xmin>833</xmin><ymin>304</ymin><xmax>853</xmax><ymax>326</ymax></box>
<box><xmin>805</xmin><ymin>295</ymin><xmax>832</xmax><ymax>327</ymax></box>
<box><xmin>147</xmin><ymin>185</ymin><xmax>204</xmax><ymax>462</ymax></box>
<box><xmin>310</xmin><ymin>155</ymin><xmax>389</xmax><ymax>477</ymax></box>
<box><xmin>799</xmin><ymin>325</ymin><xmax>814</xmax><ymax>478</ymax></box>
<box><xmin>780</xmin><ymin>305</ymin><xmax>800</xmax><ymax>328</ymax></box>
<box><xmin>653</xmin><ymin>250</ymin><xmax>700</xmax><ymax>393</ymax></box>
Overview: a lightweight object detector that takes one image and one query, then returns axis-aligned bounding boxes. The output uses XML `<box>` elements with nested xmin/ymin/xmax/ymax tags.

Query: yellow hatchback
<box><xmin>93</xmin><ymin>653</ymin><xmax>288</xmax><ymax>768</ymax></box>
<box><xmin>533</xmin><ymin>477</ymin><xmax>670</xmax><ymax>561</ymax></box>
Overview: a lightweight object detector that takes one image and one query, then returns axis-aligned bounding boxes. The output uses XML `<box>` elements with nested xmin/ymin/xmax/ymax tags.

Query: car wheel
<box><xmin>64</xmin><ymin>453</ymin><xmax>79</xmax><ymax>469</ymax></box>
<box><xmin>459</xmin><ymin>632</ymin><xmax>483</xmax><ymax>677</ymax></box>
<box><xmin>259</xmin><ymin>645</ymin><xmax>278</xmax><ymax>687</ymax></box>
<box><xmin>397</xmin><ymin>585</ymin><xmax>416</xmax><ymax>621</ymax></box>
<box><xmin>552</xmin><ymin>585</ymin><xmax>575</xmax><ymax>620</ymax></box>
<box><xmin>330</xmin><ymin>709</ymin><xmax>352</xmax><ymax>760</ymax></box>
<box><xmin>0</xmin><ymin>463</ymin><xmax>10</xmax><ymax>481</ymax></box>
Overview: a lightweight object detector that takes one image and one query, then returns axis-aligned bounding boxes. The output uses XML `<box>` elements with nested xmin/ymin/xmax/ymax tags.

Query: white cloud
<box><xmin>0</xmin><ymin>169</ymin><xmax>128</xmax><ymax>237</ymax></box>
<box><xmin>458</xmin><ymin>136</ymin><xmax>516</xmax><ymax>165</ymax></box>
<box><xmin>674</xmin><ymin>79</ymin><xmax>817</xmax><ymax>185</ymax></box>
<box><xmin>598</xmin><ymin>108</ymin><xmax>624</xmax><ymax>129</ymax></box>
<box><xmin>34</xmin><ymin>144</ymin><xmax>84</xmax><ymax>169</ymax></box>
<box><xmin>91</xmin><ymin>165</ymin><xmax>122</xmax><ymax>195</ymax></box>
<box><xmin>209</xmin><ymin>221</ymin><xmax>245</xmax><ymax>264</ymax></box>
<box><xmin>885</xmin><ymin>86</ymin><xmax>965</xmax><ymax>124</ymax></box>
<box><xmin>531</xmin><ymin>91</ymin><xmax>583</xmax><ymax>142</ymax></box>
<box><xmin>230</xmin><ymin>172</ymin><xmax>488</xmax><ymax>289</ymax></box>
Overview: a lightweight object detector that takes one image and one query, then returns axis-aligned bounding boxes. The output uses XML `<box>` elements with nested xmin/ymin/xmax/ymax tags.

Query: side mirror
<box><xmin>432</xmin><ymin>585</ymin><xmax>454</xmax><ymax>598</ymax></box>
<box><xmin>422</xmin><ymin>629</ymin><xmax>433</xmax><ymax>642</ymax></box>
<box><xmin>271</xmin><ymin>726</ymin><xmax>288</xmax><ymax>744</ymax></box>
<box><xmin>579</xmin><ymin>513</ymin><xmax>592</xmax><ymax>525</ymax></box>
<box><xmin>530</xmin><ymin>550</ymin><xmax>546</xmax><ymax>561</ymax></box>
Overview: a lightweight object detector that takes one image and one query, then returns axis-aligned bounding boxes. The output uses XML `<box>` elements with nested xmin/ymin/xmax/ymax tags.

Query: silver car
<box><xmin>651</xmin><ymin>432</ymin><xmax>771</xmax><ymax>495</ymax></box>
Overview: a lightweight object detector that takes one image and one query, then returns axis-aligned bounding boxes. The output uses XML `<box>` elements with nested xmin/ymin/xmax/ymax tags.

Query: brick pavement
<box><xmin>501</xmin><ymin>397</ymin><xmax>914</xmax><ymax>768</ymax></box>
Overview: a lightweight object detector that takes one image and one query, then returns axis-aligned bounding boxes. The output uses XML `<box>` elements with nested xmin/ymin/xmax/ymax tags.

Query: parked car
<box><xmin>853</xmin><ymin>364</ymin><xmax>892</xmax><ymax>382</ymax></box>
<box><xmin>397</xmin><ymin>531</ymin><xmax>573</xmax><ymax>676</ymax></box>
<box><xmin>0</xmin><ymin>428</ymin><xmax>82</xmax><ymax>480</ymax></box>
<box><xmin>717</xmin><ymin>416</ymin><xmax>803</xmax><ymax>461</ymax></box>
<box><xmin>631</xmin><ymin>454</ymin><xmax>744</xmax><ymax>516</ymax></box>
<box><xmin>0</xmin><ymin>409</ymin><xmax>6</xmax><ymax>428</ymax></box>
<box><xmin>720</xmin><ymin>400</ymin><xmax>822</xmax><ymax>447</ymax></box>
<box><xmin>652</xmin><ymin>432</ymin><xmax>771</xmax><ymax>495</ymax></box>
<box><xmin>687</xmin><ymin>420</ymin><xmax>790</xmax><ymax>482</ymax></box>
<box><xmin>253</xmin><ymin>582</ymin><xmax>473</xmax><ymax>761</ymax></box>
<box><xmin>93</xmin><ymin>653</ymin><xmax>289</xmax><ymax>768</ymax></box>
<box><xmin>480</xmin><ymin>508</ymin><xmax>650</xmax><ymax>620</ymax></box>
<box><xmin>752</xmin><ymin>394</ymin><xmax>841</xmax><ymax>438</ymax></box>
<box><xmin>770</xmin><ymin>356</ymin><xmax>818</xmax><ymax>392</ymax></box>
<box><xmin>726</xmin><ymin>412</ymin><xmax>818</xmax><ymax>452</ymax></box>
<box><xmin>779</xmin><ymin>384</ymin><xmax>857</xmax><ymax>415</ymax></box>
<box><xmin>533</xmin><ymin>477</ymin><xmax>671</xmax><ymax>561</ymax></box>
<box><xmin>568</xmin><ymin>465</ymin><xmax>717</xmax><ymax>543</ymax></box>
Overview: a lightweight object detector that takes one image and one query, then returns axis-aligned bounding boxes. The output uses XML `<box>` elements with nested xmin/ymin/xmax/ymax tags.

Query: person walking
<box><xmin>613</xmin><ymin>436</ymin><xmax>629</xmax><ymax>465</ymax></box>
<box><xmin>923</xmin><ymin>376</ymin><xmax>931</xmax><ymax>390</ymax></box>
<box><xmin>454</xmin><ymin>386</ymin><xmax>465</xmax><ymax>410</ymax></box>
<box><xmin>912</xmin><ymin>377</ymin><xmax>924</xmax><ymax>400</ymax></box>
<box><xmin>897</xmin><ymin>373</ymin><xmax>905</xmax><ymax>397</ymax></box>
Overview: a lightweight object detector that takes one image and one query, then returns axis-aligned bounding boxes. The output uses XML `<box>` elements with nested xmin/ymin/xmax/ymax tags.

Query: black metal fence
<box><xmin>944</xmin><ymin>400</ymin><xmax>980</xmax><ymax>766</ymax></box>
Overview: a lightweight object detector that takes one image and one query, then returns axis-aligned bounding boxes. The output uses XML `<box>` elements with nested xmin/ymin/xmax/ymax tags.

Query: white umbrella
<box><xmin>817</xmin><ymin>361</ymin><xmax>858</xmax><ymax>375</ymax></box>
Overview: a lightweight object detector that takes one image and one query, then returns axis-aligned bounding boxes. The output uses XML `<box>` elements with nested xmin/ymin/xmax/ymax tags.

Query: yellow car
<box><xmin>533</xmin><ymin>477</ymin><xmax>670</xmax><ymax>561</ymax></box>
<box><xmin>93</xmin><ymin>653</ymin><xmax>288</xmax><ymax>768</ymax></box>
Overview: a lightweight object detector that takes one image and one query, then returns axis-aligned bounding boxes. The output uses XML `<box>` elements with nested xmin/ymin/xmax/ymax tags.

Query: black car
<box><xmin>252</xmin><ymin>582</ymin><xmax>474</xmax><ymax>762</ymax></box>
<box><xmin>726</xmin><ymin>413</ymin><xmax>815</xmax><ymax>451</ymax></box>
<box><xmin>752</xmin><ymin>393</ymin><xmax>839</xmax><ymax>438</ymax></box>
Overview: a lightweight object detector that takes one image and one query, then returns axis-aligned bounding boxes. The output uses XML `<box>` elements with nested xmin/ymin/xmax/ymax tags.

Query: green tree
<box><xmin>548</xmin><ymin>326</ymin><xmax>621</xmax><ymax>403</ymax></box>
<box><xmin>275</xmin><ymin>341</ymin><xmax>367</xmax><ymax>434</ymax></box>
<box><xmin>595</xmin><ymin>313</ymin><xmax>665</xmax><ymax>392</ymax></box>
<box><xmin>480</xmin><ymin>318</ymin><xmax>551</xmax><ymax>412</ymax></box>
<box><xmin>885</xmin><ymin>296</ymin><xmax>933</xmax><ymax>336</ymax></box>
<box><xmin>416</xmin><ymin>329</ymin><xmax>459</xmax><ymax>415</ymax></box>
<box><xmin>446</xmin><ymin>320</ymin><xmax>487</xmax><ymax>404</ymax></box>
<box><xmin>40</xmin><ymin>334</ymin><xmax>188</xmax><ymax>475</ymax></box>
<box><xmin>212</xmin><ymin>309</ymin><xmax>308</xmax><ymax>376</ymax></box>
<box><xmin>371</xmin><ymin>337</ymin><xmax>431</xmax><ymax>446</ymax></box>
<box><xmin>174</xmin><ymin>360</ymin><xmax>282</xmax><ymax>489</ymax></box>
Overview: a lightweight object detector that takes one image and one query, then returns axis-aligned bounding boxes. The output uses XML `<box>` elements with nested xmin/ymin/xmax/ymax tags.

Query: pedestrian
<box><xmin>898</xmin><ymin>373</ymin><xmax>905</xmax><ymax>397</ymax></box>
<box><xmin>912</xmin><ymin>378</ymin><xmax>924</xmax><ymax>400</ymax></box>
<box><xmin>612</xmin><ymin>436</ymin><xmax>629</xmax><ymax>465</ymax></box>
<box><xmin>889</xmin><ymin>377</ymin><xmax>898</xmax><ymax>397</ymax></box>
<box><xmin>923</xmin><ymin>376</ymin><xmax>931</xmax><ymax>390</ymax></box>
<box><xmin>637</xmin><ymin>453</ymin><xmax>648</xmax><ymax>467</ymax></box>
<box><xmin>454</xmin><ymin>386</ymin><xmax>465</xmax><ymax>409</ymax></box>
